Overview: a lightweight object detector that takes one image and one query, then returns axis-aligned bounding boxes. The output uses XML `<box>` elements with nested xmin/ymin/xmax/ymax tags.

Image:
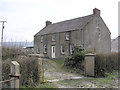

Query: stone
<box><xmin>85</xmin><ymin>53</ymin><xmax>95</xmax><ymax>76</ymax></box>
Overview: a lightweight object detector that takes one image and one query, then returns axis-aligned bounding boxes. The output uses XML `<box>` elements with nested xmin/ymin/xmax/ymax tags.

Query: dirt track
<box><xmin>44</xmin><ymin>59</ymin><xmax>118</xmax><ymax>88</ymax></box>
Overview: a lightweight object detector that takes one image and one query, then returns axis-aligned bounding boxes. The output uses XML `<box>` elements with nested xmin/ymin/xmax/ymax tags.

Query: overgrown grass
<box><xmin>96</xmin><ymin>78</ymin><xmax>112</xmax><ymax>84</ymax></box>
<box><xmin>21</xmin><ymin>82</ymin><xmax>57</xmax><ymax>89</ymax></box>
<box><xmin>51</xmin><ymin>59</ymin><xmax>64</xmax><ymax>67</ymax></box>
<box><xmin>36</xmin><ymin>82</ymin><xmax>57</xmax><ymax>88</ymax></box>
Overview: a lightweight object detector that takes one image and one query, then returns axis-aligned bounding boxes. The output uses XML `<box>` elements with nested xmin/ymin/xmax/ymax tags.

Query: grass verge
<box><xmin>51</xmin><ymin>59</ymin><xmax>64</xmax><ymax>67</ymax></box>
<box><xmin>21</xmin><ymin>82</ymin><xmax>57</xmax><ymax>89</ymax></box>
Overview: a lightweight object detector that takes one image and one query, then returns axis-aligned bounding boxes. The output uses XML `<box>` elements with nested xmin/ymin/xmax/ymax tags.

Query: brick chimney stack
<box><xmin>93</xmin><ymin>8</ymin><xmax>100</xmax><ymax>16</ymax></box>
<box><xmin>46</xmin><ymin>21</ymin><xmax>52</xmax><ymax>27</ymax></box>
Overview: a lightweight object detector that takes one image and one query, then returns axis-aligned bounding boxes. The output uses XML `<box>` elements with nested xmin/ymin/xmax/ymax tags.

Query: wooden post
<box><xmin>10</xmin><ymin>61</ymin><xmax>20</xmax><ymax>88</ymax></box>
<box><xmin>38</xmin><ymin>58</ymin><xmax>43</xmax><ymax>82</ymax></box>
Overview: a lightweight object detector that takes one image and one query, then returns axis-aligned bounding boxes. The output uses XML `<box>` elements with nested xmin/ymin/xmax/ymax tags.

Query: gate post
<box><xmin>38</xmin><ymin>58</ymin><xmax>43</xmax><ymax>82</ymax></box>
<box><xmin>10</xmin><ymin>61</ymin><xmax>20</xmax><ymax>88</ymax></box>
<box><xmin>85</xmin><ymin>53</ymin><xmax>95</xmax><ymax>76</ymax></box>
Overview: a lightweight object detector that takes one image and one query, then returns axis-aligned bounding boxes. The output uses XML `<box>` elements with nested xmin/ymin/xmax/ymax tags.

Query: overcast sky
<box><xmin>0</xmin><ymin>0</ymin><xmax>119</xmax><ymax>42</ymax></box>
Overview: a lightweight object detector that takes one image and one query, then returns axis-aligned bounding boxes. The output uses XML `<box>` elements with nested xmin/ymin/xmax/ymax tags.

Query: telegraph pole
<box><xmin>0</xmin><ymin>21</ymin><xmax>7</xmax><ymax>48</ymax></box>
<box><xmin>0</xmin><ymin>21</ymin><xmax>7</xmax><ymax>89</ymax></box>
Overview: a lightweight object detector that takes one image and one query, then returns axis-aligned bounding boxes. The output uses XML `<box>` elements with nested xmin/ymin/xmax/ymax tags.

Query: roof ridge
<box><xmin>51</xmin><ymin>14</ymin><xmax>93</xmax><ymax>25</ymax></box>
<box><xmin>35</xmin><ymin>14</ymin><xmax>94</xmax><ymax>36</ymax></box>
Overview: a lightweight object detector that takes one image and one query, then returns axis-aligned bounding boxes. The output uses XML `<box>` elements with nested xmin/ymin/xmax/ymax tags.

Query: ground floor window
<box><xmin>61</xmin><ymin>45</ymin><xmax>65</xmax><ymax>54</ymax></box>
<box><xmin>37</xmin><ymin>46</ymin><xmax>40</xmax><ymax>54</ymax></box>
<box><xmin>70</xmin><ymin>44</ymin><xmax>74</xmax><ymax>55</ymax></box>
<box><xmin>43</xmin><ymin>45</ymin><xmax>47</xmax><ymax>53</ymax></box>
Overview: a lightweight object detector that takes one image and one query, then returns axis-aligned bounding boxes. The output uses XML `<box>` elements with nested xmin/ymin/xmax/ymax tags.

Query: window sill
<box><xmin>61</xmin><ymin>53</ymin><xmax>65</xmax><ymax>55</ymax></box>
<box><xmin>65</xmin><ymin>39</ymin><xmax>70</xmax><ymax>41</ymax></box>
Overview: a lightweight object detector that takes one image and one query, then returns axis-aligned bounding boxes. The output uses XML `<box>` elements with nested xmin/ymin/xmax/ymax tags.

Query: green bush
<box><xmin>64</xmin><ymin>45</ymin><xmax>85</xmax><ymax>69</ymax></box>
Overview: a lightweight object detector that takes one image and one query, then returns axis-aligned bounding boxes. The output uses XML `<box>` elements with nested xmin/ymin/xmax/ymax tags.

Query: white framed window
<box><xmin>61</xmin><ymin>45</ymin><xmax>65</xmax><ymax>54</ymax></box>
<box><xmin>65</xmin><ymin>32</ymin><xmax>69</xmax><ymax>40</ymax></box>
<box><xmin>41</xmin><ymin>36</ymin><xmax>43</xmax><ymax>43</ymax></box>
<box><xmin>43</xmin><ymin>45</ymin><xmax>47</xmax><ymax>53</ymax></box>
<box><xmin>37</xmin><ymin>46</ymin><xmax>40</xmax><ymax>54</ymax></box>
<box><xmin>70</xmin><ymin>45</ymin><xmax>73</xmax><ymax>54</ymax></box>
<box><xmin>52</xmin><ymin>35</ymin><xmax>55</xmax><ymax>41</ymax></box>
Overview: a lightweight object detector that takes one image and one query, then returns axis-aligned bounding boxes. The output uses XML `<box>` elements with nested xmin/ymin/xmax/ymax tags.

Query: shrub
<box><xmin>95</xmin><ymin>52</ymin><xmax>118</xmax><ymax>77</ymax></box>
<box><xmin>2</xmin><ymin>59</ymin><xmax>11</xmax><ymax>87</ymax></box>
<box><xmin>2</xmin><ymin>47</ymin><xmax>24</xmax><ymax>60</ymax></box>
<box><xmin>64</xmin><ymin>45</ymin><xmax>85</xmax><ymax>69</ymax></box>
<box><xmin>2</xmin><ymin>55</ymin><xmax>40</xmax><ymax>87</ymax></box>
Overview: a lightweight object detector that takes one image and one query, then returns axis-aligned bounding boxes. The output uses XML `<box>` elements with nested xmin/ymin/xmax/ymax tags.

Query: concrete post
<box><xmin>10</xmin><ymin>61</ymin><xmax>20</xmax><ymax>88</ymax></box>
<box><xmin>38</xmin><ymin>58</ymin><xmax>43</xmax><ymax>82</ymax></box>
<box><xmin>85</xmin><ymin>53</ymin><xmax>95</xmax><ymax>76</ymax></box>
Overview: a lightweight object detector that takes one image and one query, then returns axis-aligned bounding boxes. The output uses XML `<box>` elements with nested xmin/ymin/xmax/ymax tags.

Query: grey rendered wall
<box><xmin>34</xmin><ymin>36</ymin><xmax>40</xmax><ymax>54</ymax></box>
<box><xmin>83</xmin><ymin>16</ymin><xmax>111</xmax><ymax>53</ymax></box>
<box><xmin>71</xmin><ymin>30</ymin><xmax>83</xmax><ymax>46</ymax></box>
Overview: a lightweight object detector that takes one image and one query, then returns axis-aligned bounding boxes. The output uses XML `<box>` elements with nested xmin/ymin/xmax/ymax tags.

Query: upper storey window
<box><xmin>41</xmin><ymin>36</ymin><xmax>43</xmax><ymax>43</ymax></box>
<box><xmin>52</xmin><ymin>35</ymin><xmax>55</xmax><ymax>42</ymax></box>
<box><xmin>65</xmin><ymin>32</ymin><xmax>70</xmax><ymax>40</ymax></box>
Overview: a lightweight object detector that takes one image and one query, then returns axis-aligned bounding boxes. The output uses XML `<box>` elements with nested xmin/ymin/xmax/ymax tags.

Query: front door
<box><xmin>52</xmin><ymin>46</ymin><xmax>55</xmax><ymax>58</ymax></box>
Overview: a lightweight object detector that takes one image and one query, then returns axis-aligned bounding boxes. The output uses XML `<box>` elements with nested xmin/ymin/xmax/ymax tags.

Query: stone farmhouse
<box><xmin>34</xmin><ymin>8</ymin><xmax>111</xmax><ymax>58</ymax></box>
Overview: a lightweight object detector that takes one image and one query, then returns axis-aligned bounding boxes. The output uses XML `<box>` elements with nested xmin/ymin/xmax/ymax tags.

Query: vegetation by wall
<box><xmin>2</xmin><ymin>47</ymin><xmax>24</xmax><ymax>60</ymax></box>
<box><xmin>64</xmin><ymin>45</ymin><xmax>118</xmax><ymax>77</ymax></box>
<box><xmin>64</xmin><ymin>45</ymin><xmax>85</xmax><ymax>71</ymax></box>
<box><xmin>95</xmin><ymin>52</ymin><xmax>118</xmax><ymax>77</ymax></box>
<box><xmin>2</xmin><ymin>50</ymin><xmax>40</xmax><ymax>87</ymax></box>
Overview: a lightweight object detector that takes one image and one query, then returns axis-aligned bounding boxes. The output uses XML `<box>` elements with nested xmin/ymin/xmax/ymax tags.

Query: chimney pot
<box><xmin>46</xmin><ymin>21</ymin><xmax>52</xmax><ymax>26</ymax></box>
<box><xmin>93</xmin><ymin>8</ymin><xmax>100</xmax><ymax>16</ymax></box>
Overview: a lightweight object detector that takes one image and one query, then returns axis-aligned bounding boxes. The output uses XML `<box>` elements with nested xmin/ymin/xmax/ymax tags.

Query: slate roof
<box><xmin>35</xmin><ymin>14</ymin><xmax>94</xmax><ymax>36</ymax></box>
